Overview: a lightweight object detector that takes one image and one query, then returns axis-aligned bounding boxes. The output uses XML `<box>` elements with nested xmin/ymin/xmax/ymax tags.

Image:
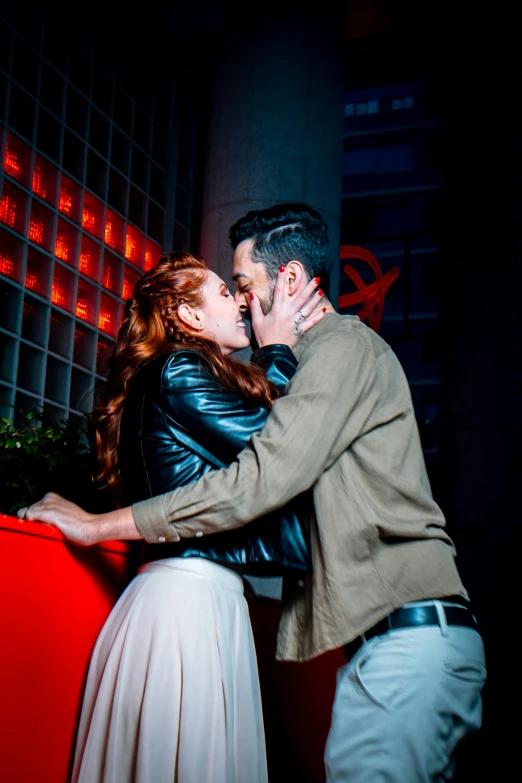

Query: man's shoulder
<box><xmin>302</xmin><ymin>313</ymin><xmax>391</xmax><ymax>359</ymax></box>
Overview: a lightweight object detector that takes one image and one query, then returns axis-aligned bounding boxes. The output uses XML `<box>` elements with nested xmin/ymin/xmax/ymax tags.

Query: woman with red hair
<box><xmin>62</xmin><ymin>251</ymin><xmax>324</xmax><ymax>783</ymax></box>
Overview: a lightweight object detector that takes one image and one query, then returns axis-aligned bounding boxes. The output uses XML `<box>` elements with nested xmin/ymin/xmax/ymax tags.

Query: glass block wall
<box><xmin>0</xmin><ymin>4</ymin><xmax>198</xmax><ymax>424</ymax></box>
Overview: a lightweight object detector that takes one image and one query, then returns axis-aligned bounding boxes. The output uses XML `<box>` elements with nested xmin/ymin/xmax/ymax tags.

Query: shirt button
<box><xmin>158</xmin><ymin>536</ymin><xmax>166</xmax><ymax>543</ymax></box>
<box><xmin>297</xmin><ymin>580</ymin><xmax>304</xmax><ymax>588</ymax></box>
<box><xmin>195</xmin><ymin>531</ymin><xmax>203</xmax><ymax>538</ymax></box>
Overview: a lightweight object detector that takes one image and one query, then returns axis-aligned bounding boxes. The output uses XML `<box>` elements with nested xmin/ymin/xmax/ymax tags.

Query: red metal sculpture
<box><xmin>338</xmin><ymin>245</ymin><xmax>399</xmax><ymax>332</ymax></box>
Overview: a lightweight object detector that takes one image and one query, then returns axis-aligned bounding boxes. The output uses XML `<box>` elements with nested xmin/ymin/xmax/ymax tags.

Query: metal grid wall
<box><xmin>0</xmin><ymin>6</ymin><xmax>194</xmax><ymax>424</ymax></box>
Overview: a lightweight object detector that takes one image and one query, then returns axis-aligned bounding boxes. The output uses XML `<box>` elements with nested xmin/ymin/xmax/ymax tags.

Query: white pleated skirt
<box><xmin>72</xmin><ymin>557</ymin><xmax>268</xmax><ymax>783</ymax></box>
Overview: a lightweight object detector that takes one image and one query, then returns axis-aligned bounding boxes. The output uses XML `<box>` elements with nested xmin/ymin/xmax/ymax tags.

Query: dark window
<box><xmin>421</xmin><ymin>326</ymin><xmax>441</xmax><ymax>364</ymax></box>
<box><xmin>86</xmin><ymin>149</ymin><xmax>107</xmax><ymax>199</ymax></box>
<box><xmin>133</xmin><ymin>107</ymin><xmax>150</xmax><ymax>152</ymax></box>
<box><xmin>152</xmin><ymin>127</ymin><xmax>167</xmax><ymax>168</ymax></box>
<box><xmin>341</xmin><ymin>212</ymin><xmax>374</xmax><ymax>241</ymax></box>
<box><xmin>155</xmin><ymin>87</ymin><xmax>171</xmax><ymax>130</ymax></box>
<box><xmin>135</xmin><ymin>73</ymin><xmax>153</xmax><ymax>114</ymax></box>
<box><xmin>92</xmin><ymin>67</ymin><xmax>112</xmax><ymax>115</ymax></box>
<box><xmin>0</xmin><ymin>73</ymin><xmax>6</xmax><ymax>123</ymax></box>
<box><xmin>40</xmin><ymin>62</ymin><xmax>64</xmax><ymax>118</ymax></box>
<box><xmin>68</xmin><ymin>44</ymin><xmax>91</xmax><ymax>96</ymax></box>
<box><xmin>62</xmin><ymin>129</ymin><xmax>85</xmax><ymax>180</ymax></box>
<box><xmin>175</xmin><ymin>185</ymin><xmax>191</xmax><ymax>228</ymax></box>
<box><xmin>131</xmin><ymin>145</ymin><xmax>148</xmax><ymax>190</ymax></box>
<box><xmin>177</xmin><ymin>148</ymin><xmax>193</xmax><ymax>191</ymax></box>
<box><xmin>12</xmin><ymin>36</ymin><xmax>39</xmax><ymax>94</ymax></box>
<box><xmin>113</xmin><ymin>87</ymin><xmax>133</xmax><ymax>133</ymax></box>
<box><xmin>65</xmin><ymin>86</ymin><xmax>88</xmax><ymax>137</ymax></box>
<box><xmin>108</xmin><ymin>167</ymin><xmax>127</xmax><ymax>214</ymax></box>
<box><xmin>43</xmin><ymin>21</ymin><xmax>67</xmax><ymax>73</ymax></box>
<box><xmin>128</xmin><ymin>186</ymin><xmax>146</xmax><ymax>230</ymax></box>
<box><xmin>150</xmin><ymin>164</ymin><xmax>166</xmax><ymax>206</ymax></box>
<box><xmin>111</xmin><ymin>127</ymin><xmax>130</xmax><ymax>174</ymax></box>
<box><xmin>0</xmin><ymin>19</ymin><xmax>11</xmax><ymax>72</ymax></box>
<box><xmin>424</xmin><ymin>198</ymin><xmax>444</xmax><ymax>235</ymax></box>
<box><xmin>422</xmin><ymin>260</ymin><xmax>440</xmax><ymax>298</ymax></box>
<box><xmin>148</xmin><ymin>200</ymin><xmax>165</xmax><ymax>243</ymax></box>
<box><xmin>89</xmin><ymin>107</ymin><xmax>110</xmax><ymax>157</ymax></box>
<box><xmin>425</xmin><ymin>135</ymin><xmax>443</xmax><ymax>170</ymax></box>
<box><xmin>37</xmin><ymin>108</ymin><xmax>62</xmax><ymax>162</ymax></box>
<box><xmin>173</xmin><ymin>220</ymin><xmax>189</xmax><ymax>251</ymax></box>
<box><xmin>8</xmin><ymin>82</ymin><xmax>36</xmax><ymax>142</ymax></box>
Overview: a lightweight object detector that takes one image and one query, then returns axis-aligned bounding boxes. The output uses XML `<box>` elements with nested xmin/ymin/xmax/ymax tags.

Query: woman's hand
<box><xmin>250</xmin><ymin>269</ymin><xmax>328</xmax><ymax>349</ymax></box>
<box><xmin>17</xmin><ymin>493</ymin><xmax>142</xmax><ymax>546</ymax></box>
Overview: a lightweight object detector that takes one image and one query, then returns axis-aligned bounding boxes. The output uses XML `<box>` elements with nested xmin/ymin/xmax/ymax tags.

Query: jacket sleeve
<box><xmin>132</xmin><ymin>324</ymin><xmax>379</xmax><ymax>543</ymax></box>
<box><xmin>160</xmin><ymin>346</ymin><xmax>297</xmax><ymax>466</ymax></box>
<box><xmin>251</xmin><ymin>344</ymin><xmax>298</xmax><ymax>392</ymax></box>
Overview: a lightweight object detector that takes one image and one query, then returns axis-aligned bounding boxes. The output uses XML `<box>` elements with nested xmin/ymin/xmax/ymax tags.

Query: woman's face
<box><xmin>200</xmin><ymin>271</ymin><xmax>250</xmax><ymax>355</ymax></box>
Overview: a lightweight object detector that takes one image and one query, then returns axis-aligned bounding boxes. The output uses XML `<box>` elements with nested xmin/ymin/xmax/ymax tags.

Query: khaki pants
<box><xmin>324</xmin><ymin>602</ymin><xmax>487</xmax><ymax>782</ymax></box>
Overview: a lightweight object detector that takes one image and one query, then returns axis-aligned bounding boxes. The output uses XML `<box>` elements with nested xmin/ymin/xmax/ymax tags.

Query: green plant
<box><xmin>0</xmin><ymin>408</ymin><xmax>110</xmax><ymax>516</ymax></box>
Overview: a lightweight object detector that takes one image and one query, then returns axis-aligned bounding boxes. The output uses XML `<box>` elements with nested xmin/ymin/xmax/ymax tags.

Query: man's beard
<box><xmin>259</xmin><ymin>281</ymin><xmax>276</xmax><ymax>315</ymax></box>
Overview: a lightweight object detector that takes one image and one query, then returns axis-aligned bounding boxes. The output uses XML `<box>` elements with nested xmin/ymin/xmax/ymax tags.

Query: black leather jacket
<box><xmin>119</xmin><ymin>344</ymin><xmax>312</xmax><ymax>575</ymax></box>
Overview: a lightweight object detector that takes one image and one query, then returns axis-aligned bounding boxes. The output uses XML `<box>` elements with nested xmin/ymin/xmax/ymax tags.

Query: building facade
<box><xmin>0</xmin><ymin>2</ymin><xmax>200</xmax><ymax>424</ymax></box>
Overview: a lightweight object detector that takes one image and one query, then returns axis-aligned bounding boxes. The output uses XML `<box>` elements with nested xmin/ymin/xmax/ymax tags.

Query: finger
<box><xmin>248</xmin><ymin>292</ymin><xmax>265</xmax><ymax>331</ymax></box>
<box><xmin>17</xmin><ymin>507</ymin><xmax>28</xmax><ymax>520</ymax></box>
<box><xmin>295</xmin><ymin>287</ymin><xmax>324</xmax><ymax>319</ymax></box>
<box><xmin>298</xmin><ymin>307</ymin><xmax>327</xmax><ymax>335</ymax></box>
<box><xmin>269</xmin><ymin>265</ymin><xmax>289</xmax><ymax>310</ymax></box>
<box><xmin>293</xmin><ymin>276</ymin><xmax>322</xmax><ymax>312</ymax></box>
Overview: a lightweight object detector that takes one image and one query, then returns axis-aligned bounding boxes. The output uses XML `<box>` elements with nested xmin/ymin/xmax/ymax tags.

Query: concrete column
<box><xmin>198</xmin><ymin>4</ymin><xmax>345</xmax><ymax>305</ymax></box>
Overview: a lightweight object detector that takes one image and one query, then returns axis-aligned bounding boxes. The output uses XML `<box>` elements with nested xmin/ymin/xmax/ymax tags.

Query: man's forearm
<box><xmin>132</xmin><ymin>327</ymin><xmax>376</xmax><ymax>544</ymax></box>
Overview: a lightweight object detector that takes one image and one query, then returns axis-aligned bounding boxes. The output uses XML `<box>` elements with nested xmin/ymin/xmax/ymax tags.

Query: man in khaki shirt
<box><xmin>23</xmin><ymin>204</ymin><xmax>486</xmax><ymax>781</ymax></box>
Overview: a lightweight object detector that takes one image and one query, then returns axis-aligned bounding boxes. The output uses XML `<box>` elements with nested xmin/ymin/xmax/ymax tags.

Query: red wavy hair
<box><xmin>92</xmin><ymin>251</ymin><xmax>279</xmax><ymax>494</ymax></box>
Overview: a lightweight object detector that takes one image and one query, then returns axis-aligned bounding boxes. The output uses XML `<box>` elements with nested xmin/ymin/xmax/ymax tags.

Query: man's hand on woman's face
<box><xmin>250</xmin><ymin>266</ymin><xmax>326</xmax><ymax>349</ymax></box>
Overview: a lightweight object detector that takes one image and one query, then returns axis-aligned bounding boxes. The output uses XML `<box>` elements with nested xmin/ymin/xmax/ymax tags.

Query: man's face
<box><xmin>232</xmin><ymin>238</ymin><xmax>275</xmax><ymax>315</ymax></box>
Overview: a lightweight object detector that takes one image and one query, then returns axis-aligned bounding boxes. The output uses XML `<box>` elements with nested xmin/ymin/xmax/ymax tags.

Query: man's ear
<box><xmin>178</xmin><ymin>303</ymin><xmax>204</xmax><ymax>331</ymax></box>
<box><xmin>285</xmin><ymin>261</ymin><xmax>307</xmax><ymax>295</ymax></box>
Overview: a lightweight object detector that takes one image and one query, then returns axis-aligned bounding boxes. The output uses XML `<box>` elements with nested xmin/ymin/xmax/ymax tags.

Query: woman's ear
<box><xmin>285</xmin><ymin>261</ymin><xmax>307</xmax><ymax>295</ymax></box>
<box><xmin>177</xmin><ymin>303</ymin><xmax>205</xmax><ymax>331</ymax></box>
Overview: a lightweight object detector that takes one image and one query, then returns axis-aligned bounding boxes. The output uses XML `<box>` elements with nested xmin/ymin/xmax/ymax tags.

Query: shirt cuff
<box><xmin>132</xmin><ymin>497</ymin><xmax>181</xmax><ymax>543</ymax></box>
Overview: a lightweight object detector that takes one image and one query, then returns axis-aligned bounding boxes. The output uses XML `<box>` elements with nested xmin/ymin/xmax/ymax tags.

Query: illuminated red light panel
<box><xmin>122</xmin><ymin>267</ymin><xmax>139</xmax><ymax>300</ymax></box>
<box><xmin>104</xmin><ymin>209</ymin><xmax>124</xmax><ymax>254</ymax></box>
<box><xmin>32</xmin><ymin>154</ymin><xmax>58</xmax><ymax>207</ymax></box>
<box><xmin>124</xmin><ymin>225</ymin><xmax>144</xmax><ymax>268</ymax></box>
<box><xmin>76</xmin><ymin>279</ymin><xmax>97</xmax><ymax>325</ymax></box>
<box><xmin>24</xmin><ymin>272</ymin><xmax>39</xmax><ymax>293</ymax></box>
<box><xmin>52</xmin><ymin>265</ymin><xmax>75</xmax><ymax>312</ymax></box>
<box><xmin>145</xmin><ymin>238</ymin><xmax>162</xmax><ymax>271</ymax></box>
<box><xmin>28</xmin><ymin>217</ymin><xmax>44</xmax><ymax>244</ymax></box>
<box><xmin>0</xmin><ymin>228</ymin><xmax>23</xmax><ymax>282</ymax></box>
<box><xmin>101</xmin><ymin>253</ymin><xmax>121</xmax><ymax>294</ymax></box>
<box><xmin>98</xmin><ymin>292</ymin><xmax>121</xmax><ymax>337</ymax></box>
<box><xmin>79</xmin><ymin>235</ymin><xmax>101</xmax><ymax>280</ymax></box>
<box><xmin>0</xmin><ymin>182</ymin><xmax>28</xmax><ymax>235</ymax></box>
<box><xmin>25</xmin><ymin>250</ymin><xmax>49</xmax><ymax>297</ymax></box>
<box><xmin>59</xmin><ymin>175</ymin><xmax>82</xmax><ymax>223</ymax></box>
<box><xmin>82</xmin><ymin>192</ymin><xmax>104</xmax><ymax>239</ymax></box>
<box><xmin>28</xmin><ymin>200</ymin><xmax>54</xmax><ymax>251</ymax></box>
<box><xmin>3</xmin><ymin>132</ymin><xmax>32</xmax><ymax>187</ymax></box>
<box><xmin>0</xmin><ymin>195</ymin><xmax>17</xmax><ymax>228</ymax></box>
<box><xmin>0</xmin><ymin>254</ymin><xmax>15</xmax><ymax>278</ymax></box>
<box><xmin>55</xmin><ymin>219</ymin><xmax>78</xmax><ymax>266</ymax></box>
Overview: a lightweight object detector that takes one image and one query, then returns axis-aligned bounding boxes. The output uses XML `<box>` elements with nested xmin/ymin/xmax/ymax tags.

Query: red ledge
<box><xmin>0</xmin><ymin>513</ymin><xmax>131</xmax><ymax>554</ymax></box>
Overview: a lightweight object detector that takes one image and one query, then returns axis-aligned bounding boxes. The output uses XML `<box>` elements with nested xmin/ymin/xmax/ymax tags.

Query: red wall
<box><xmin>0</xmin><ymin>514</ymin><xmax>344</xmax><ymax>782</ymax></box>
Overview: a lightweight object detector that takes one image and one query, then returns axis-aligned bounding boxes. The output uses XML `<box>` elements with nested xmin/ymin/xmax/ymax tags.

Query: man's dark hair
<box><xmin>229</xmin><ymin>202</ymin><xmax>331</xmax><ymax>297</ymax></box>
